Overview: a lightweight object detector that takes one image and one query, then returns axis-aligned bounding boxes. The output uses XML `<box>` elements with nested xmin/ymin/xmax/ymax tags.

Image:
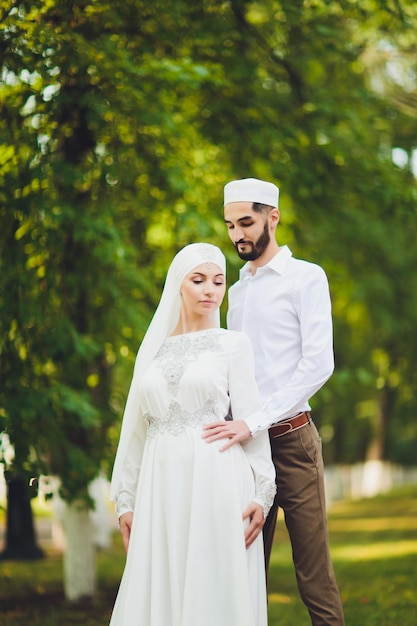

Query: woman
<box><xmin>110</xmin><ymin>243</ymin><xmax>276</xmax><ymax>626</ymax></box>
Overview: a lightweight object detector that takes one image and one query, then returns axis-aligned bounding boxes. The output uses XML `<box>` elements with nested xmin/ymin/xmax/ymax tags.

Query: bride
<box><xmin>109</xmin><ymin>243</ymin><xmax>276</xmax><ymax>626</ymax></box>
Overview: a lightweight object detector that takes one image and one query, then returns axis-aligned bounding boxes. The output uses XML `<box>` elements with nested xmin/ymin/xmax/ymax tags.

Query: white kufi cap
<box><xmin>224</xmin><ymin>177</ymin><xmax>279</xmax><ymax>208</ymax></box>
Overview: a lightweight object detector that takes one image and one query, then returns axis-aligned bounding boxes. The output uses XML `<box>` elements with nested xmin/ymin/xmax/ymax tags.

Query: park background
<box><xmin>1</xmin><ymin>0</ymin><xmax>417</xmax><ymax>623</ymax></box>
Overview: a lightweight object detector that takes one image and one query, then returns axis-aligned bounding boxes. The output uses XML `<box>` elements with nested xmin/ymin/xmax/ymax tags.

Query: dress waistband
<box><xmin>144</xmin><ymin>397</ymin><xmax>220</xmax><ymax>439</ymax></box>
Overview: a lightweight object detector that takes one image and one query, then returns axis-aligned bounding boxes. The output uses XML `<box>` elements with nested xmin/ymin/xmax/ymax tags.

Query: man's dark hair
<box><xmin>252</xmin><ymin>202</ymin><xmax>275</xmax><ymax>214</ymax></box>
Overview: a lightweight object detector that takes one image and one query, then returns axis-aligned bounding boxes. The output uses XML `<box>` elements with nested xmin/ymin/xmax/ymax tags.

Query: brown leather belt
<box><xmin>269</xmin><ymin>411</ymin><xmax>311</xmax><ymax>438</ymax></box>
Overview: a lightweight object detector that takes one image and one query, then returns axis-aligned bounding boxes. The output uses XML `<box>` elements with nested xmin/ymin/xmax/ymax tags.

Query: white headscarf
<box><xmin>110</xmin><ymin>243</ymin><xmax>226</xmax><ymax>500</ymax></box>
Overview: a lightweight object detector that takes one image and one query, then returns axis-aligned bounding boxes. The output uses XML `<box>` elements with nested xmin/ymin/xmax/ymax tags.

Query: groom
<box><xmin>203</xmin><ymin>178</ymin><xmax>344</xmax><ymax>625</ymax></box>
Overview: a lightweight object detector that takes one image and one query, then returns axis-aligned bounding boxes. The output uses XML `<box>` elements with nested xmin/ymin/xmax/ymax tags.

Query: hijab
<box><xmin>110</xmin><ymin>243</ymin><xmax>226</xmax><ymax>500</ymax></box>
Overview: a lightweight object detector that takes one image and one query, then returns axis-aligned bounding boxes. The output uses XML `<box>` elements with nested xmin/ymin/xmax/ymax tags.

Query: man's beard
<box><xmin>234</xmin><ymin>221</ymin><xmax>270</xmax><ymax>261</ymax></box>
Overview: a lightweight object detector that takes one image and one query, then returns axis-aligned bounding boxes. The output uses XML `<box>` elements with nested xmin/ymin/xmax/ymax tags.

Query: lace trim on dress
<box><xmin>114</xmin><ymin>492</ymin><xmax>134</xmax><ymax>517</ymax></box>
<box><xmin>144</xmin><ymin>397</ymin><xmax>220</xmax><ymax>439</ymax></box>
<box><xmin>256</xmin><ymin>481</ymin><xmax>277</xmax><ymax>518</ymax></box>
<box><xmin>154</xmin><ymin>333</ymin><xmax>222</xmax><ymax>396</ymax></box>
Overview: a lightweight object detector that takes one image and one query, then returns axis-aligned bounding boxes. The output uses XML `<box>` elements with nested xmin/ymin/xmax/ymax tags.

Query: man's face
<box><xmin>224</xmin><ymin>201</ymin><xmax>271</xmax><ymax>261</ymax></box>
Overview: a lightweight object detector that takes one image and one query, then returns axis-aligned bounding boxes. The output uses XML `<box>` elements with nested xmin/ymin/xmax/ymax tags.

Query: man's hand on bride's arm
<box><xmin>202</xmin><ymin>420</ymin><xmax>251</xmax><ymax>450</ymax></box>
<box><xmin>119</xmin><ymin>511</ymin><xmax>133</xmax><ymax>553</ymax></box>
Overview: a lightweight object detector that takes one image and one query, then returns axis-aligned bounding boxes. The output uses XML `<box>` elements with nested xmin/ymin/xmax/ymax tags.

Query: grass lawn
<box><xmin>268</xmin><ymin>485</ymin><xmax>417</xmax><ymax>625</ymax></box>
<box><xmin>1</xmin><ymin>485</ymin><xmax>416</xmax><ymax>625</ymax></box>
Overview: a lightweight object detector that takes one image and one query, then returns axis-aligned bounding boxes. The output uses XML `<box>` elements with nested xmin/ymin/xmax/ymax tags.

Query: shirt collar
<box><xmin>240</xmin><ymin>245</ymin><xmax>293</xmax><ymax>279</ymax></box>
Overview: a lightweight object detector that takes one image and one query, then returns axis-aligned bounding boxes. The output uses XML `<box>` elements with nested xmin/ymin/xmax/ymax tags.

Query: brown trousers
<box><xmin>263</xmin><ymin>420</ymin><xmax>345</xmax><ymax>626</ymax></box>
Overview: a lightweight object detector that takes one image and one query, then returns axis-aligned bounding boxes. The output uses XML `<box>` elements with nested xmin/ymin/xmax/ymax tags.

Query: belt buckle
<box><xmin>279</xmin><ymin>423</ymin><xmax>292</xmax><ymax>436</ymax></box>
<box><xmin>271</xmin><ymin>422</ymin><xmax>292</xmax><ymax>438</ymax></box>
<box><xmin>271</xmin><ymin>412</ymin><xmax>310</xmax><ymax>439</ymax></box>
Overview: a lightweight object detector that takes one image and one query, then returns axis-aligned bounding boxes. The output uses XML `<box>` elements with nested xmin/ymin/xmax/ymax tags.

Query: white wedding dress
<box><xmin>110</xmin><ymin>328</ymin><xmax>276</xmax><ymax>626</ymax></box>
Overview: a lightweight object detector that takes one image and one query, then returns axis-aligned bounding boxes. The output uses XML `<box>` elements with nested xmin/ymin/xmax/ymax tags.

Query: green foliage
<box><xmin>1</xmin><ymin>0</ymin><xmax>417</xmax><ymax>505</ymax></box>
<box><xmin>0</xmin><ymin>0</ymin><xmax>232</xmax><ymax>501</ymax></box>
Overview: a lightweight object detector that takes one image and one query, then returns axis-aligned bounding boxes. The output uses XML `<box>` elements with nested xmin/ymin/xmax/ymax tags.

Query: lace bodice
<box><xmin>114</xmin><ymin>329</ymin><xmax>276</xmax><ymax>518</ymax></box>
<box><xmin>154</xmin><ymin>332</ymin><xmax>222</xmax><ymax>396</ymax></box>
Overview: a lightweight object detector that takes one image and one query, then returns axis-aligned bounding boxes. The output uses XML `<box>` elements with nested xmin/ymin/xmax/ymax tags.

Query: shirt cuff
<box><xmin>245</xmin><ymin>410</ymin><xmax>269</xmax><ymax>437</ymax></box>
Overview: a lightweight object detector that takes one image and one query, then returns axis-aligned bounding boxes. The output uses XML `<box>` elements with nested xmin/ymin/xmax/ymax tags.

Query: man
<box><xmin>203</xmin><ymin>178</ymin><xmax>344</xmax><ymax>625</ymax></box>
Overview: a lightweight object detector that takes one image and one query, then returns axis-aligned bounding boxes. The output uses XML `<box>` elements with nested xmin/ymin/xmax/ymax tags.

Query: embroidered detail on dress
<box><xmin>114</xmin><ymin>492</ymin><xmax>134</xmax><ymax>517</ymax></box>
<box><xmin>144</xmin><ymin>397</ymin><xmax>220</xmax><ymax>439</ymax></box>
<box><xmin>155</xmin><ymin>332</ymin><xmax>222</xmax><ymax>396</ymax></box>
<box><xmin>256</xmin><ymin>481</ymin><xmax>277</xmax><ymax>518</ymax></box>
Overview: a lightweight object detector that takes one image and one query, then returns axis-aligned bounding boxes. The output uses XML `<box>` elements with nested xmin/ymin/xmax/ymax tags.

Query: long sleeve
<box><xmin>227</xmin><ymin>333</ymin><xmax>276</xmax><ymax>517</ymax></box>
<box><xmin>228</xmin><ymin>252</ymin><xmax>334</xmax><ymax>435</ymax></box>
<box><xmin>113</xmin><ymin>408</ymin><xmax>147</xmax><ymax>517</ymax></box>
<box><xmin>251</xmin><ymin>265</ymin><xmax>334</xmax><ymax>433</ymax></box>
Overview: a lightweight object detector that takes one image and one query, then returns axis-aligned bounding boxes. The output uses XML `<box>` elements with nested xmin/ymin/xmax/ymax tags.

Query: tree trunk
<box><xmin>0</xmin><ymin>472</ymin><xmax>44</xmax><ymax>560</ymax></box>
<box><xmin>62</xmin><ymin>500</ymin><xmax>96</xmax><ymax>602</ymax></box>
<box><xmin>362</xmin><ymin>387</ymin><xmax>393</xmax><ymax>497</ymax></box>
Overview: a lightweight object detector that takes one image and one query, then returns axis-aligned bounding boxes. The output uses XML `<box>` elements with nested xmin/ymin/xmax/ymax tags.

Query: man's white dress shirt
<box><xmin>227</xmin><ymin>246</ymin><xmax>334</xmax><ymax>435</ymax></box>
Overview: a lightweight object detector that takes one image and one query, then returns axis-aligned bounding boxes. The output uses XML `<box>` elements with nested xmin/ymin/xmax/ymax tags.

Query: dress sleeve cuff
<box><xmin>114</xmin><ymin>492</ymin><xmax>135</xmax><ymax>517</ymax></box>
<box><xmin>253</xmin><ymin>480</ymin><xmax>277</xmax><ymax>518</ymax></box>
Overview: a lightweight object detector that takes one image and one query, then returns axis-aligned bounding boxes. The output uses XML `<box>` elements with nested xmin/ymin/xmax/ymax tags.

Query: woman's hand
<box><xmin>119</xmin><ymin>511</ymin><xmax>133</xmax><ymax>553</ymax></box>
<box><xmin>242</xmin><ymin>501</ymin><xmax>265</xmax><ymax>549</ymax></box>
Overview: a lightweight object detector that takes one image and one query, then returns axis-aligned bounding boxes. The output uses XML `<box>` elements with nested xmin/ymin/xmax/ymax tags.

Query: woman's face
<box><xmin>180</xmin><ymin>263</ymin><xmax>226</xmax><ymax>318</ymax></box>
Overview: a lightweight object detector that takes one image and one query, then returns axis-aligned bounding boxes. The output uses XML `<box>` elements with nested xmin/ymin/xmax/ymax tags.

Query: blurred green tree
<box><xmin>1</xmin><ymin>0</ymin><xmax>417</xmax><ymax>599</ymax></box>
